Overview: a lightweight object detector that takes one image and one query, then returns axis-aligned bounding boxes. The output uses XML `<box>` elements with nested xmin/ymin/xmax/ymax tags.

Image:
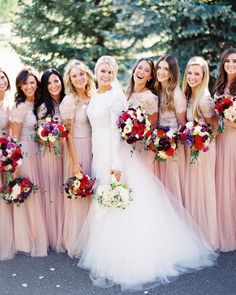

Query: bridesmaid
<box><xmin>60</xmin><ymin>60</ymin><xmax>94</xmax><ymax>257</ymax></box>
<box><xmin>34</xmin><ymin>69</ymin><xmax>65</xmax><ymax>252</ymax></box>
<box><xmin>182</xmin><ymin>56</ymin><xmax>218</xmax><ymax>250</ymax></box>
<box><xmin>11</xmin><ymin>66</ymin><xmax>48</xmax><ymax>257</ymax></box>
<box><xmin>154</xmin><ymin>55</ymin><xmax>186</xmax><ymax>204</ymax></box>
<box><xmin>0</xmin><ymin>68</ymin><xmax>15</xmax><ymax>260</ymax></box>
<box><xmin>214</xmin><ymin>48</ymin><xmax>236</xmax><ymax>252</ymax></box>
<box><xmin>126</xmin><ymin>58</ymin><xmax>158</xmax><ymax>171</ymax></box>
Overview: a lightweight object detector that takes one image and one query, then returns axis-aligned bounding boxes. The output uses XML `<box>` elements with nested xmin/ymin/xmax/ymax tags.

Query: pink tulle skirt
<box><xmin>216</xmin><ymin>127</ymin><xmax>236</xmax><ymax>252</ymax></box>
<box><xmin>62</xmin><ymin>136</ymin><xmax>92</xmax><ymax>257</ymax></box>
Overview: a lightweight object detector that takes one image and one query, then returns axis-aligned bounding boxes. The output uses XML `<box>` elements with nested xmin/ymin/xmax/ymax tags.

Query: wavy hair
<box><xmin>214</xmin><ymin>48</ymin><xmax>236</xmax><ymax>96</ymax></box>
<box><xmin>126</xmin><ymin>58</ymin><xmax>155</xmax><ymax>100</ymax></box>
<box><xmin>64</xmin><ymin>59</ymin><xmax>94</xmax><ymax>99</ymax></box>
<box><xmin>34</xmin><ymin>68</ymin><xmax>65</xmax><ymax>120</ymax></box>
<box><xmin>154</xmin><ymin>55</ymin><xmax>179</xmax><ymax>112</ymax></box>
<box><xmin>182</xmin><ymin>56</ymin><xmax>210</xmax><ymax>120</ymax></box>
<box><xmin>15</xmin><ymin>66</ymin><xmax>41</xmax><ymax>107</ymax></box>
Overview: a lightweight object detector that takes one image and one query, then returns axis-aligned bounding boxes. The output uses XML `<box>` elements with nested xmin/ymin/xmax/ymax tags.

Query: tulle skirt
<box><xmin>0</xmin><ymin>174</ymin><xmax>15</xmax><ymax>260</ymax></box>
<box><xmin>13</xmin><ymin>140</ymin><xmax>48</xmax><ymax>257</ymax></box>
<box><xmin>216</xmin><ymin>127</ymin><xmax>236</xmax><ymax>252</ymax></box>
<box><xmin>74</xmin><ymin>142</ymin><xmax>217</xmax><ymax>291</ymax></box>
<box><xmin>62</xmin><ymin>136</ymin><xmax>92</xmax><ymax>257</ymax></box>
<box><xmin>184</xmin><ymin>141</ymin><xmax>218</xmax><ymax>250</ymax></box>
<box><xmin>38</xmin><ymin>145</ymin><xmax>64</xmax><ymax>252</ymax></box>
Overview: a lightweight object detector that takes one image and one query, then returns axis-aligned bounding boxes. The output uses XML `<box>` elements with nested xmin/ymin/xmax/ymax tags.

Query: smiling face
<box><xmin>69</xmin><ymin>67</ymin><xmax>88</xmax><ymax>91</ymax></box>
<box><xmin>21</xmin><ymin>74</ymin><xmax>38</xmax><ymax>100</ymax></box>
<box><xmin>47</xmin><ymin>73</ymin><xmax>62</xmax><ymax>101</ymax></box>
<box><xmin>186</xmin><ymin>64</ymin><xmax>204</xmax><ymax>89</ymax></box>
<box><xmin>224</xmin><ymin>53</ymin><xmax>236</xmax><ymax>78</ymax></box>
<box><xmin>96</xmin><ymin>62</ymin><xmax>114</xmax><ymax>89</ymax></box>
<box><xmin>133</xmin><ymin>60</ymin><xmax>152</xmax><ymax>87</ymax></box>
<box><xmin>156</xmin><ymin>60</ymin><xmax>170</xmax><ymax>84</ymax></box>
<box><xmin>0</xmin><ymin>71</ymin><xmax>9</xmax><ymax>94</ymax></box>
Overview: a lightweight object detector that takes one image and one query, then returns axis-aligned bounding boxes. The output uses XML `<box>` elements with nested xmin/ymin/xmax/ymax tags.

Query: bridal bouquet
<box><xmin>144</xmin><ymin>127</ymin><xmax>178</xmax><ymax>162</ymax></box>
<box><xmin>35</xmin><ymin>117</ymin><xmax>69</xmax><ymax>155</ymax></box>
<box><xmin>117</xmin><ymin>106</ymin><xmax>152</xmax><ymax>144</ymax></box>
<box><xmin>179</xmin><ymin>121</ymin><xmax>214</xmax><ymax>164</ymax></box>
<box><xmin>1</xmin><ymin>177</ymin><xmax>38</xmax><ymax>206</ymax></box>
<box><xmin>0</xmin><ymin>137</ymin><xmax>23</xmax><ymax>181</ymax></box>
<box><xmin>64</xmin><ymin>171</ymin><xmax>95</xmax><ymax>199</ymax></box>
<box><xmin>94</xmin><ymin>174</ymin><xmax>132</xmax><ymax>209</ymax></box>
<box><xmin>214</xmin><ymin>95</ymin><xmax>236</xmax><ymax>133</ymax></box>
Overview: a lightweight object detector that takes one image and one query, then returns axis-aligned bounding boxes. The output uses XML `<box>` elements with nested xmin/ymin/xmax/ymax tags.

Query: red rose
<box><xmin>58</xmin><ymin>124</ymin><xmax>65</xmax><ymax>132</ymax></box>
<box><xmin>41</xmin><ymin>130</ymin><xmax>48</xmax><ymax>137</ymax></box>
<box><xmin>0</xmin><ymin>137</ymin><xmax>8</xmax><ymax>145</ymax></box>
<box><xmin>145</xmin><ymin>129</ymin><xmax>152</xmax><ymax>137</ymax></box>
<box><xmin>180</xmin><ymin>133</ymin><xmax>187</xmax><ymax>142</ymax></box>
<box><xmin>194</xmin><ymin>135</ymin><xmax>202</xmax><ymax>143</ymax></box>
<box><xmin>157</xmin><ymin>130</ymin><xmax>166</xmax><ymax>138</ymax></box>
<box><xmin>194</xmin><ymin>141</ymin><xmax>205</xmax><ymax>151</ymax></box>
<box><xmin>166</xmin><ymin>148</ymin><xmax>175</xmax><ymax>156</ymax></box>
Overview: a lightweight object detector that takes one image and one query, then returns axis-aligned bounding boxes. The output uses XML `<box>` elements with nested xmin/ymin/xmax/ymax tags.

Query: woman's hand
<box><xmin>224</xmin><ymin>118</ymin><xmax>236</xmax><ymax>129</ymax></box>
<box><xmin>112</xmin><ymin>170</ymin><xmax>121</xmax><ymax>182</ymax></box>
<box><xmin>72</xmin><ymin>162</ymin><xmax>83</xmax><ymax>175</ymax></box>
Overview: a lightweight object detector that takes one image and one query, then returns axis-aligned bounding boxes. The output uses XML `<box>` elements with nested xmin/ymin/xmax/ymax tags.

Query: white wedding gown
<box><xmin>74</xmin><ymin>88</ymin><xmax>217</xmax><ymax>291</ymax></box>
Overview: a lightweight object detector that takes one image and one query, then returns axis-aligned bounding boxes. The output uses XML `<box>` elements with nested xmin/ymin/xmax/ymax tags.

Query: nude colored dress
<box><xmin>184</xmin><ymin>95</ymin><xmax>218</xmax><ymax>250</ymax></box>
<box><xmin>37</xmin><ymin>103</ymin><xmax>64</xmax><ymax>252</ymax></box>
<box><xmin>215</xmin><ymin>92</ymin><xmax>236</xmax><ymax>252</ymax></box>
<box><xmin>11</xmin><ymin>101</ymin><xmax>48</xmax><ymax>256</ymax></box>
<box><xmin>157</xmin><ymin>91</ymin><xmax>186</xmax><ymax>204</ymax></box>
<box><xmin>0</xmin><ymin>100</ymin><xmax>15</xmax><ymax>260</ymax></box>
<box><xmin>60</xmin><ymin>94</ymin><xmax>92</xmax><ymax>257</ymax></box>
<box><xmin>127</xmin><ymin>90</ymin><xmax>158</xmax><ymax>172</ymax></box>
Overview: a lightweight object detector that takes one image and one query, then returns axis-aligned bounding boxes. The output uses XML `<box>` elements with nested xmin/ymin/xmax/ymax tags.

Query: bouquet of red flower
<box><xmin>35</xmin><ymin>117</ymin><xmax>69</xmax><ymax>155</ymax></box>
<box><xmin>0</xmin><ymin>137</ymin><xmax>23</xmax><ymax>181</ymax></box>
<box><xmin>179</xmin><ymin>121</ymin><xmax>214</xmax><ymax>164</ymax></box>
<box><xmin>1</xmin><ymin>177</ymin><xmax>38</xmax><ymax>206</ymax></box>
<box><xmin>144</xmin><ymin>127</ymin><xmax>178</xmax><ymax>162</ymax></box>
<box><xmin>214</xmin><ymin>95</ymin><xmax>236</xmax><ymax>133</ymax></box>
<box><xmin>117</xmin><ymin>106</ymin><xmax>152</xmax><ymax>144</ymax></box>
<box><xmin>64</xmin><ymin>171</ymin><xmax>95</xmax><ymax>199</ymax></box>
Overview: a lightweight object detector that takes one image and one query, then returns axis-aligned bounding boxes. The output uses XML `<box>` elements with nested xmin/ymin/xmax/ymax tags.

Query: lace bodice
<box><xmin>87</xmin><ymin>89</ymin><xmax>125</xmax><ymax>172</ymax></box>
<box><xmin>159</xmin><ymin>88</ymin><xmax>186</xmax><ymax>130</ymax></box>
<box><xmin>11</xmin><ymin>101</ymin><xmax>37</xmax><ymax>140</ymax></box>
<box><xmin>187</xmin><ymin>95</ymin><xmax>215</xmax><ymax>123</ymax></box>
<box><xmin>37</xmin><ymin>102</ymin><xmax>61</xmax><ymax>126</ymax></box>
<box><xmin>0</xmin><ymin>100</ymin><xmax>10</xmax><ymax>136</ymax></box>
<box><xmin>127</xmin><ymin>90</ymin><xmax>158</xmax><ymax>115</ymax></box>
<box><xmin>60</xmin><ymin>94</ymin><xmax>91</xmax><ymax>138</ymax></box>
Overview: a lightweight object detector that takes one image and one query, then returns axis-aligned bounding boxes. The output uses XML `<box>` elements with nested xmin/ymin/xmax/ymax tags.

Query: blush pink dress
<box><xmin>37</xmin><ymin>103</ymin><xmax>64</xmax><ymax>252</ymax></box>
<box><xmin>184</xmin><ymin>95</ymin><xmax>218</xmax><ymax>250</ymax></box>
<box><xmin>11</xmin><ymin>101</ymin><xmax>48</xmax><ymax>257</ymax></box>
<box><xmin>127</xmin><ymin>90</ymin><xmax>158</xmax><ymax>172</ymax></box>
<box><xmin>60</xmin><ymin>94</ymin><xmax>92</xmax><ymax>257</ymax></box>
<box><xmin>215</xmin><ymin>93</ymin><xmax>236</xmax><ymax>252</ymax></box>
<box><xmin>156</xmin><ymin>89</ymin><xmax>186</xmax><ymax>204</ymax></box>
<box><xmin>0</xmin><ymin>100</ymin><xmax>15</xmax><ymax>260</ymax></box>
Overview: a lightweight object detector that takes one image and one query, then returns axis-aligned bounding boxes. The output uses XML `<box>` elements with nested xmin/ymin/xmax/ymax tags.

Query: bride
<box><xmin>73</xmin><ymin>56</ymin><xmax>217</xmax><ymax>291</ymax></box>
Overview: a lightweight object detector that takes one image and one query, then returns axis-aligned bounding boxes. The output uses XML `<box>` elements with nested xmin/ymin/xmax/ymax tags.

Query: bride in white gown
<box><xmin>74</xmin><ymin>56</ymin><xmax>217</xmax><ymax>291</ymax></box>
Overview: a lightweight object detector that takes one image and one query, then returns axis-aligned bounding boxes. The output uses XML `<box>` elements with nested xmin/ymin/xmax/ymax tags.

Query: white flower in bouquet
<box><xmin>11</xmin><ymin>184</ymin><xmax>21</xmax><ymax>199</ymax></box>
<box><xmin>186</xmin><ymin>121</ymin><xmax>194</xmax><ymax>129</ymax></box>
<box><xmin>126</xmin><ymin>118</ymin><xmax>133</xmax><ymax>127</ymax></box>
<box><xmin>48</xmin><ymin>134</ymin><xmax>57</xmax><ymax>143</ymax></box>
<box><xmin>158</xmin><ymin>151</ymin><xmax>168</xmax><ymax>160</ymax></box>
<box><xmin>166</xmin><ymin>129</ymin><xmax>175</xmax><ymax>138</ymax></box>
<box><xmin>192</xmin><ymin>125</ymin><xmax>202</xmax><ymax>134</ymax></box>
<box><xmin>224</xmin><ymin>102</ymin><xmax>236</xmax><ymax>122</ymax></box>
<box><xmin>124</xmin><ymin>125</ymin><xmax>132</xmax><ymax>134</ymax></box>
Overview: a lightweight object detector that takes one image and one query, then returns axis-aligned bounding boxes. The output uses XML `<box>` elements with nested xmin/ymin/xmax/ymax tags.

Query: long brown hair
<box><xmin>0</xmin><ymin>68</ymin><xmax>10</xmax><ymax>91</ymax></box>
<box><xmin>15</xmin><ymin>66</ymin><xmax>41</xmax><ymax>106</ymax></box>
<box><xmin>214</xmin><ymin>48</ymin><xmax>236</xmax><ymax>96</ymax></box>
<box><xmin>154</xmin><ymin>55</ymin><xmax>179</xmax><ymax>112</ymax></box>
<box><xmin>126</xmin><ymin>58</ymin><xmax>155</xmax><ymax>100</ymax></box>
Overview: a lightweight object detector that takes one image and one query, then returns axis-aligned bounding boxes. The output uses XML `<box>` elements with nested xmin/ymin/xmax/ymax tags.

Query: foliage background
<box><xmin>1</xmin><ymin>0</ymin><xmax>236</xmax><ymax>87</ymax></box>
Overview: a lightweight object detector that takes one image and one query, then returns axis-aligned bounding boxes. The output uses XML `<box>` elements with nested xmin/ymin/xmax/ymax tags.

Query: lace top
<box><xmin>127</xmin><ymin>90</ymin><xmax>158</xmax><ymax>115</ymax></box>
<box><xmin>187</xmin><ymin>95</ymin><xmax>215</xmax><ymax>123</ymax></box>
<box><xmin>11</xmin><ymin>101</ymin><xmax>37</xmax><ymax>141</ymax></box>
<box><xmin>60</xmin><ymin>94</ymin><xmax>91</xmax><ymax>138</ymax></box>
<box><xmin>87</xmin><ymin>89</ymin><xmax>126</xmax><ymax>171</ymax></box>
<box><xmin>159</xmin><ymin>88</ymin><xmax>186</xmax><ymax>130</ymax></box>
<box><xmin>0</xmin><ymin>100</ymin><xmax>10</xmax><ymax>136</ymax></box>
<box><xmin>37</xmin><ymin>102</ymin><xmax>61</xmax><ymax>125</ymax></box>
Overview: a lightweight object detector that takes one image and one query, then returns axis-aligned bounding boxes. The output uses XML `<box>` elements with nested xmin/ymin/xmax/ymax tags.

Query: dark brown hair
<box><xmin>0</xmin><ymin>68</ymin><xmax>10</xmax><ymax>91</ymax></box>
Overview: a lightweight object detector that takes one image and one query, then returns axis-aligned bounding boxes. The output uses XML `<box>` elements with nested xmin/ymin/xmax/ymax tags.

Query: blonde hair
<box><xmin>182</xmin><ymin>56</ymin><xmax>210</xmax><ymax>120</ymax></box>
<box><xmin>94</xmin><ymin>55</ymin><xmax>118</xmax><ymax>79</ymax></box>
<box><xmin>64</xmin><ymin>59</ymin><xmax>94</xmax><ymax>98</ymax></box>
<box><xmin>154</xmin><ymin>55</ymin><xmax>180</xmax><ymax>113</ymax></box>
